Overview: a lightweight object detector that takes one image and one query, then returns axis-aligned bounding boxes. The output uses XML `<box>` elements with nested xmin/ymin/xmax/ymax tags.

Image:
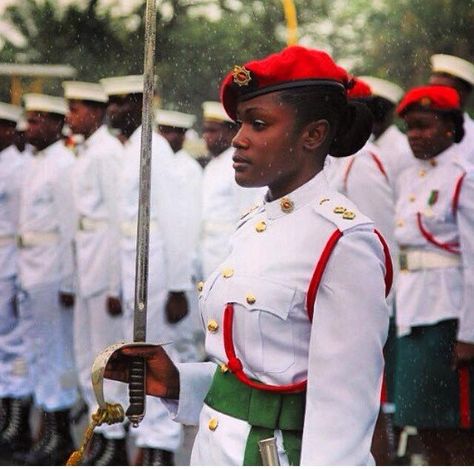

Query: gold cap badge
<box><xmin>232</xmin><ymin>65</ymin><xmax>252</xmax><ymax>87</ymax></box>
<box><xmin>420</xmin><ymin>97</ymin><xmax>431</xmax><ymax>107</ymax></box>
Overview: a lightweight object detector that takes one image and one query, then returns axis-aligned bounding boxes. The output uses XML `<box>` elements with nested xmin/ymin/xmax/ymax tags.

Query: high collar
<box><xmin>263</xmin><ymin>170</ymin><xmax>329</xmax><ymax>220</ymax></box>
<box><xmin>32</xmin><ymin>139</ymin><xmax>64</xmax><ymax>158</ymax></box>
<box><xmin>415</xmin><ymin>142</ymin><xmax>461</xmax><ymax>169</ymax></box>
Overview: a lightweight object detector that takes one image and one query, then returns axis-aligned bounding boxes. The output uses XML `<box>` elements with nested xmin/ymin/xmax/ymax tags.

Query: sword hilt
<box><xmin>125</xmin><ymin>356</ymin><xmax>146</xmax><ymax>427</ymax></box>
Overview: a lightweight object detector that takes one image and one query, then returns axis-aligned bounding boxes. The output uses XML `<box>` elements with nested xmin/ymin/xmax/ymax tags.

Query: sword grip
<box><xmin>126</xmin><ymin>356</ymin><xmax>146</xmax><ymax>427</ymax></box>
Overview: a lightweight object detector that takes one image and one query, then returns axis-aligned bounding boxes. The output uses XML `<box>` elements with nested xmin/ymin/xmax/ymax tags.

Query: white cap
<box><xmin>430</xmin><ymin>54</ymin><xmax>474</xmax><ymax>86</ymax></box>
<box><xmin>202</xmin><ymin>101</ymin><xmax>234</xmax><ymax>123</ymax></box>
<box><xmin>0</xmin><ymin>102</ymin><xmax>22</xmax><ymax>123</ymax></box>
<box><xmin>23</xmin><ymin>93</ymin><xmax>67</xmax><ymax>115</ymax></box>
<box><xmin>63</xmin><ymin>81</ymin><xmax>107</xmax><ymax>103</ymax></box>
<box><xmin>100</xmin><ymin>75</ymin><xmax>145</xmax><ymax>96</ymax></box>
<box><xmin>358</xmin><ymin>76</ymin><xmax>404</xmax><ymax>103</ymax></box>
<box><xmin>155</xmin><ymin>109</ymin><xmax>196</xmax><ymax>129</ymax></box>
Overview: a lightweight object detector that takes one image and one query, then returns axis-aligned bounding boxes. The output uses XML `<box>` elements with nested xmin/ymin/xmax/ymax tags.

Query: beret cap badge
<box><xmin>420</xmin><ymin>97</ymin><xmax>431</xmax><ymax>107</ymax></box>
<box><xmin>232</xmin><ymin>65</ymin><xmax>252</xmax><ymax>87</ymax></box>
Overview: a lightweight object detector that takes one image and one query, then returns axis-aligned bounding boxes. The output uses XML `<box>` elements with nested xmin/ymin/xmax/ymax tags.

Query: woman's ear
<box><xmin>301</xmin><ymin>119</ymin><xmax>330</xmax><ymax>151</ymax></box>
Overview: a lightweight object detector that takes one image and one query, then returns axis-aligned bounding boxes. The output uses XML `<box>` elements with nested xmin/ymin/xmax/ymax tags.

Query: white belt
<box><xmin>399</xmin><ymin>249</ymin><xmax>461</xmax><ymax>272</ymax></box>
<box><xmin>0</xmin><ymin>234</ymin><xmax>15</xmax><ymax>247</ymax></box>
<box><xmin>78</xmin><ymin>216</ymin><xmax>108</xmax><ymax>232</ymax></box>
<box><xmin>17</xmin><ymin>231</ymin><xmax>59</xmax><ymax>248</ymax></box>
<box><xmin>203</xmin><ymin>221</ymin><xmax>235</xmax><ymax>234</ymax></box>
<box><xmin>120</xmin><ymin>220</ymin><xmax>158</xmax><ymax>238</ymax></box>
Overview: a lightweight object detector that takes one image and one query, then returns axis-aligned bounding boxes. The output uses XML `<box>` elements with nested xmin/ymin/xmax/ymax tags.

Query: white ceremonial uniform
<box><xmin>200</xmin><ymin>146</ymin><xmax>264</xmax><ymax>279</ymax></box>
<box><xmin>17</xmin><ymin>140</ymin><xmax>77</xmax><ymax>411</ymax></box>
<box><xmin>459</xmin><ymin>112</ymin><xmax>474</xmax><ymax>164</ymax></box>
<box><xmin>71</xmin><ymin>125</ymin><xmax>125</xmax><ymax>438</ymax></box>
<box><xmin>0</xmin><ymin>145</ymin><xmax>31</xmax><ymax>399</ymax></box>
<box><xmin>372</xmin><ymin>124</ymin><xmax>413</xmax><ymax>185</ymax></box>
<box><xmin>325</xmin><ymin>142</ymin><xmax>399</xmax><ymax>304</ymax></box>
<box><xmin>118</xmin><ymin>127</ymin><xmax>182</xmax><ymax>450</ymax></box>
<box><xmin>164</xmin><ymin>170</ymin><xmax>390</xmax><ymax>465</ymax></box>
<box><xmin>394</xmin><ymin>144</ymin><xmax>474</xmax><ymax>340</ymax></box>
<box><xmin>161</xmin><ymin>147</ymin><xmax>204</xmax><ymax>362</ymax></box>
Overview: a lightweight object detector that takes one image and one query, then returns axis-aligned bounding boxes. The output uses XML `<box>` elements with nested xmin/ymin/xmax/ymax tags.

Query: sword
<box><xmin>126</xmin><ymin>0</ymin><xmax>157</xmax><ymax>428</ymax></box>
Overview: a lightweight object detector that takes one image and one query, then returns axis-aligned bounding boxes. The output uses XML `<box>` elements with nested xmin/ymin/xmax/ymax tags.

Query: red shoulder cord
<box><xmin>343</xmin><ymin>152</ymin><xmax>388</xmax><ymax>193</ymax></box>
<box><xmin>416</xmin><ymin>212</ymin><xmax>460</xmax><ymax>254</ymax></box>
<box><xmin>368</xmin><ymin>151</ymin><xmax>389</xmax><ymax>182</ymax></box>
<box><xmin>452</xmin><ymin>172</ymin><xmax>467</xmax><ymax>218</ymax></box>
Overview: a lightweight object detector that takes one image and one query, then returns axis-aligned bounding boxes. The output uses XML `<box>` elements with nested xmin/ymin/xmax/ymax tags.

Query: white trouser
<box><xmin>73</xmin><ymin>290</ymin><xmax>127</xmax><ymax>439</ymax></box>
<box><xmin>0</xmin><ymin>276</ymin><xmax>32</xmax><ymax>398</ymax></box>
<box><xmin>122</xmin><ymin>293</ymin><xmax>183</xmax><ymax>451</ymax></box>
<box><xmin>17</xmin><ymin>281</ymin><xmax>77</xmax><ymax>411</ymax></box>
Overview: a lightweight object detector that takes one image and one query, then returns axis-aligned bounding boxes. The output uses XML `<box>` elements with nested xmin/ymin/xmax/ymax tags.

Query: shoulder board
<box><xmin>313</xmin><ymin>192</ymin><xmax>373</xmax><ymax>233</ymax></box>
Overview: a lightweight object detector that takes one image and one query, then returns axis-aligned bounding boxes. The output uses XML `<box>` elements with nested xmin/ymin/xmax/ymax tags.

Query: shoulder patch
<box><xmin>313</xmin><ymin>192</ymin><xmax>373</xmax><ymax>232</ymax></box>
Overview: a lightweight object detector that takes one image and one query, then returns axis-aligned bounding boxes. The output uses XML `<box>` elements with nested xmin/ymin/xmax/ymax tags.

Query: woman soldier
<box><xmin>105</xmin><ymin>46</ymin><xmax>392</xmax><ymax>465</ymax></box>
<box><xmin>394</xmin><ymin>85</ymin><xmax>474</xmax><ymax>464</ymax></box>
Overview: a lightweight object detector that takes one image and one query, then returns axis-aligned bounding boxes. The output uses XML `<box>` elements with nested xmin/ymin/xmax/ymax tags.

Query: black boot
<box><xmin>142</xmin><ymin>448</ymin><xmax>174</xmax><ymax>466</ymax></box>
<box><xmin>0</xmin><ymin>398</ymin><xmax>11</xmax><ymax>433</ymax></box>
<box><xmin>80</xmin><ymin>433</ymin><xmax>106</xmax><ymax>465</ymax></box>
<box><xmin>93</xmin><ymin>437</ymin><xmax>128</xmax><ymax>466</ymax></box>
<box><xmin>14</xmin><ymin>409</ymin><xmax>74</xmax><ymax>465</ymax></box>
<box><xmin>0</xmin><ymin>397</ymin><xmax>32</xmax><ymax>455</ymax></box>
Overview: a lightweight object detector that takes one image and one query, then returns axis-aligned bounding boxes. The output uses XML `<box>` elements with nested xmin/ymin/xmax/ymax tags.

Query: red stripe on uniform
<box><xmin>459</xmin><ymin>367</ymin><xmax>471</xmax><ymax>429</ymax></box>
<box><xmin>416</xmin><ymin>212</ymin><xmax>460</xmax><ymax>254</ymax></box>
<box><xmin>374</xmin><ymin>229</ymin><xmax>393</xmax><ymax>298</ymax></box>
<box><xmin>369</xmin><ymin>151</ymin><xmax>389</xmax><ymax>182</ymax></box>
<box><xmin>452</xmin><ymin>172</ymin><xmax>466</xmax><ymax>217</ymax></box>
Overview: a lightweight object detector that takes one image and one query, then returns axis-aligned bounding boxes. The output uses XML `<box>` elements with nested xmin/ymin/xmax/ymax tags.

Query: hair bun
<box><xmin>329</xmin><ymin>102</ymin><xmax>373</xmax><ymax>157</ymax></box>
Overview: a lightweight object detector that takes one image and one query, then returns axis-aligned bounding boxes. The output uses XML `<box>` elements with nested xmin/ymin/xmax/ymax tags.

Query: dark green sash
<box><xmin>204</xmin><ymin>369</ymin><xmax>306</xmax><ymax>465</ymax></box>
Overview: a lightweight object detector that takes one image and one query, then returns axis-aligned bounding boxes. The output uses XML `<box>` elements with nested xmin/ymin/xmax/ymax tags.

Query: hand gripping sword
<box><xmin>126</xmin><ymin>0</ymin><xmax>157</xmax><ymax>427</ymax></box>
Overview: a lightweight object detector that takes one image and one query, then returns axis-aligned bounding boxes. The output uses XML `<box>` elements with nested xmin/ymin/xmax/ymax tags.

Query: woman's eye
<box><xmin>252</xmin><ymin>119</ymin><xmax>266</xmax><ymax>130</ymax></box>
<box><xmin>235</xmin><ymin>119</ymin><xmax>243</xmax><ymax>128</ymax></box>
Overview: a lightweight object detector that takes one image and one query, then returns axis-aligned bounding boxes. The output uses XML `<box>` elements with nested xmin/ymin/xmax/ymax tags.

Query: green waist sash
<box><xmin>204</xmin><ymin>368</ymin><xmax>306</xmax><ymax>465</ymax></box>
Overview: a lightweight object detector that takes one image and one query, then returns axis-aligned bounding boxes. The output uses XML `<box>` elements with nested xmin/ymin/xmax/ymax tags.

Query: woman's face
<box><xmin>404</xmin><ymin>110</ymin><xmax>455</xmax><ymax>160</ymax></box>
<box><xmin>232</xmin><ymin>92</ymin><xmax>323</xmax><ymax>198</ymax></box>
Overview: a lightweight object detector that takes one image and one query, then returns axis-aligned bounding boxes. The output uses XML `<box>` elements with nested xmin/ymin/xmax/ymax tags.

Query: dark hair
<box><xmin>83</xmin><ymin>99</ymin><xmax>107</xmax><ymax>110</ymax></box>
<box><xmin>278</xmin><ymin>86</ymin><xmax>373</xmax><ymax>157</ymax></box>
<box><xmin>439</xmin><ymin>110</ymin><xmax>465</xmax><ymax>143</ymax></box>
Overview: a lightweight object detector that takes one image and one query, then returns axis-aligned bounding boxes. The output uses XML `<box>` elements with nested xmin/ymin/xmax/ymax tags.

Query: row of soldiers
<box><xmin>0</xmin><ymin>75</ymin><xmax>262</xmax><ymax>465</ymax></box>
<box><xmin>325</xmin><ymin>53</ymin><xmax>474</xmax><ymax>465</ymax></box>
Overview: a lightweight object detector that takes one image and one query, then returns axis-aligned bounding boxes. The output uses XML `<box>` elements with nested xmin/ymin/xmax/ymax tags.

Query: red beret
<box><xmin>220</xmin><ymin>45</ymin><xmax>350</xmax><ymax>120</ymax></box>
<box><xmin>347</xmin><ymin>77</ymin><xmax>372</xmax><ymax>99</ymax></box>
<box><xmin>397</xmin><ymin>85</ymin><xmax>461</xmax><ymax>116</ymax></box>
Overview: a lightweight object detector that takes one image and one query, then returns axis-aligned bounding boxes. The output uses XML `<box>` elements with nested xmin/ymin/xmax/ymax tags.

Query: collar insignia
<box><xmin>232</xmin><ymin>65</ymin><xmax>252</xmax><ymax>87</ymax></box>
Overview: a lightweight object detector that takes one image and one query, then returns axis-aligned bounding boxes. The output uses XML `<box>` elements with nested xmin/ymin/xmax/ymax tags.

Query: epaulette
<box><xmin>313</xmin><ymin>193</ymin><xmax>373</xmax><ymax>233</ymax></box>
<box><xmin>236</xmin><ymin>203</ymin><xmax>262</xmax><ymax>230</ymax></box>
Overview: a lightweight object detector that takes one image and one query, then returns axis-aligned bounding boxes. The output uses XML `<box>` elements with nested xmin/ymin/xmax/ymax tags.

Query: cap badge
<box><xmin>232</xmin><ymin>65</ymin><xmax>252</xmax><ymax>87</ymax></box>
<box><xmin>420</xmin><ymin>97</ymin><xmax>431</xmax><ymax>107</ymax></box>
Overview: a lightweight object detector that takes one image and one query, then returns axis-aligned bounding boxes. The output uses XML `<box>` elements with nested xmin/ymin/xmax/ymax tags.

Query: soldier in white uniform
<box><xmin>13</xmin><ymin>94</ymin><xmax>77</xmax><ymax>465</ymax></box>
<box><xmin>200</xmin><ymin>101</ymin><xmax>264</xmax><ymax>280</ymax></box>
<box><xmin>100</xmin><ymin>75</ymin><xmax>183</xmax><ymax>465</ymax></box>
<box><xmin>0</xmin><ymin>103</ymin><xmax>33</xmax><ymax>455</ymax></box>
<box><xmin>104</xmin><ymin>46</ymin><xmax>391</xmax><ymax>465</ymax></box>
<box><xmin>63</xmin><ymin>81</ymin><xmax>128</xmax><ymax>464</ymax></box>
<box><xmin>429</xmin><ymin>54</ymin><xmax>474</xmax><ymax>163</ymax></box>
<box><xmin>394</xmin><ymin>85</ymin><xmax>474</xmax><ymax>464</ymax></box>
<box><xmin>155</xmin><ymin>109</ymin><xmax>205</xmax><ymax>362</ymax></box>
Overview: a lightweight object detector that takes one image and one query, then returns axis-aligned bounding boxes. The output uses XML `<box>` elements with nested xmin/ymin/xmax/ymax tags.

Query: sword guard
<box><xmin>126</xmin><ymin>356</ymin><xmax>146</xmax><ymax>427</ymax></box>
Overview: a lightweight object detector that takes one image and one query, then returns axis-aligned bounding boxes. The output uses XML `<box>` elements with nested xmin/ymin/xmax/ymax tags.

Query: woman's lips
<box><xmin>232</xmin><ymin>154</ymin><xmax>251</xmax><ymax>170</ymax></box>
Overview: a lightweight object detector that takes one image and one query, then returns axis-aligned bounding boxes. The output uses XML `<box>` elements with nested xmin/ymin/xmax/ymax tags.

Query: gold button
<box><xmin>419</xmin><ymin>169</ymin><xmax>426</xmax><ymax>177</ymax></box>
<box><xmin>342</xmin><ymin>210</ymin><xmax>356</xmax><ymax>220</ymax></box>
<box><xmin>208</xmin><ymin>418</ymin><xmax>218</xmax><ymax>431</ymax></box>
<box><xmin>409</xmin><ymin>195</ymin><xmax>416</xmax><ymax>202</ymax></box>
<box><xmin>396</xmin><ymin>219</ymin><xmax>405</xmax><ymax>227</ymax></box>
<box><xmin>255</xmin><ymin>221</ymin><xmax>267</xmax><ymax>233</ymax></box>
<box><xmin>429</xmin><ymin>159</ymin><xmax>437</xmax><ymax>167</ymax></box>
<box><xmin>319</xmin><ymin>198</ymin><xmax>330</xmax><ymax>205</ymax></box>
<box><xmin>424</xmin><ymin>208</ymin><xmax>434</xmax><ymax>217</ymax></box>
<box><xmin>333</xmin><ymin>206</ymin><xmax>345</xmax><ymax>214</ymax></box>
<box><xmin>197</xmin><ymin>281</ymin><xmax>204</xmax><ymax>292</ymax></box>
<box><xmin>222</xmin><ymin>268</ymin><xmax>234</xmax><ymax>278</ymax></box>
<box><xmin>280</xmin><ymin>197</ymin><xmax>294</xmax><ymax>213</ymax></box>
<box><xmin>220</xmin><ymin>363</ymin><xmax>228</xmax><ymax>373</ymax></box>
<box><xmin>207</xmin><ymin>320</ymin><xmax>219</xmax><ymax>333</ymax></box>
<box><xmin>246</xmin><ymin>294</ymin><xmax>256</xmax><ymax>305</ymax></box>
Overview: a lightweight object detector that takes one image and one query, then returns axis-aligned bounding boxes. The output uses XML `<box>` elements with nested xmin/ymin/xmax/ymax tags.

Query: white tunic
<box><xmin>72</xmin><ymin>125</ymin><xmax>122</xmax><ymax>298</ymax></box>
<box><xmin>200</xmin><ymin>146</ymin><xmax>264</xmax><ymax>279</ymax></box>
<box><xmin>394</xmin><ymin>144</ymin><xmax>474</xmax><ymax>341</ymax></box>
<box><xmin>459</xmin><ymin>113</ymin><xmax>474</xmax><ymax>164</ymax></box>
<box><xmin>168</xmin><ymin>171</ymin><xmax>390</xmax><ymax>465</ymax></box>
<box><xmin>0</xmin><ymin>145</ymin><xmax>24</xmax><ymax>279</ymax></box>
<box><xmin>18</xmin><ymin>140</ymin><xmax>76</xmax><ymax>290</ymax></box>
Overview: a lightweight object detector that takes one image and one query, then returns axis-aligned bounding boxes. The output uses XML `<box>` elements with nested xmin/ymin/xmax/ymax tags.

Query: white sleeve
<box><xmin>161</xmin><ymin>361</ymin><xmax>217</xmax><ymax>425</ymax></box>
<box><xmin>54</xmin><ymin>163</ymin><xmax>77</xmax><ymax>293</ymax></box>
<box><xmin>455</xmin><ymin>171</ymin><xmax>474</xmax><ymax>342</ymax></box>
<box><xmin>98</xmin><ymin>152</ymin><xmax>122</xmax><ymax>297</ymax></box>
<box><xmin>301</xmin><ymin>228</ymin><xmax>389</xmax><ymax>465</ymax></box>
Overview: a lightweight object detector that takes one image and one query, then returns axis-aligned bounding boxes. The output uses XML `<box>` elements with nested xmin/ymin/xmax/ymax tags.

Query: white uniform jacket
<box><xmin>200</xmin><ymin>146</ymin><xmax>264</xmax><ymax>279</ymax></box>
<box><xmin>394</xmin><ymin>144</ymin><xmax>474</xmax><ymax>341</ymax></box>
<box><xmin>118</xmin><ymin>127</ymin><xmax>190</xmax><ymax>302</ymax></box>
<box><xmin>18</xmin><ymin>140</ymin><xmax>76</xmax><ymax>291</ymax></box>
<box><xmin>167</xmin><ymin>170</ymin><xmax>391</xmax><ymax>465</ymax></box>
<box><xmin>72</xmin><ymin>126</ymin><xmax>122</xmax><ymax>298</ymax></box>
<box><xmin>0</xmin><ymin>145</ymin><xmax>24</xmax><ymax>279</ymax></box>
